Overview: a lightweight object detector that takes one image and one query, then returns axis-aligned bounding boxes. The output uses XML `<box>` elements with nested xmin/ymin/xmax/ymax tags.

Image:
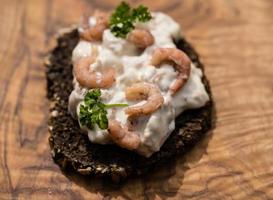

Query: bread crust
<box><xmin>46</xmin><ymin>29</ymin><xmax>213</xmax><ymax>182</ymax></box>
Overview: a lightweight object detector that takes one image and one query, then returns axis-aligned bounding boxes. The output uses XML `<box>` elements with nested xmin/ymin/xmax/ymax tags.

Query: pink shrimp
<box><xmin>80</xmin><ymin>10</ymin><xmax>109</xmax><ymax>41</ymax></box>
<box><xmin>124</xmin><ymin>82</ymin><xmax>164</xmax><ymax>117</ymax></box>
<box><xmin>74</xmin><ymin>48</ymin><xmax>115</xmax><ymax>88</ymax></box>
<box><xmin>150</xmin><ymin>48</ymin><xmax>191</xmax><ymax>96</ymax></box>
<box><xmin>108</xmin><ymin>120</ymin><xmax>140</xmax><ymax>150</ymax></box>
<box><xmin>127</xmin><ymin>29</ymin><xmax>155</xmax><ymax>48</ymax></box>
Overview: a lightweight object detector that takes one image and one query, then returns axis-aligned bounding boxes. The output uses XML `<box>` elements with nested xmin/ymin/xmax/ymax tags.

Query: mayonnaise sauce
<box><xmin>69</xmin><ymin>12</ymin><xmax>209</xmax><ymax>157</ymax></box>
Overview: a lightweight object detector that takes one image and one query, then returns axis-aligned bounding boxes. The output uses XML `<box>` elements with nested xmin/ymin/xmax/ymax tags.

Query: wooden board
<box><xmin>0</xmin><ymin>0</ymin><xmax>273</xmax><ymax>199</ymax></box>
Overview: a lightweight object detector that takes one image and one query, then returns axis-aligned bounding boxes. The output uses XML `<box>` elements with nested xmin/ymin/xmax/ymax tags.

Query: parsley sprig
<box><xmin>79</xmin><ymin>89</ymin><xmax>128</xmax><ymax>130</ymax></box>
<box><xmin>109</xmin><ymin>2</ymin><xmax>152</xmax><ymax>38</ymax></box>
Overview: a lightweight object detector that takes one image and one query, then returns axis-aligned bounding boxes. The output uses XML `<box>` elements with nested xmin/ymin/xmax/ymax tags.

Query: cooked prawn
<box><xmin>80</xmin><ymin>10</ymin><xmax>109</xmax><ymax>41</ymax></box>
<box><xmin>127</xmin><ymin>29</ymin><xmax>155</xmax><ymax>48</ymax></box>
<box><xmin>124</xmin><ymin>82</ymin><xmax>164</xmax><ymax>117</ymax></box>
<box><xmin>74</xmin><ymin>47</ymin><xmax>115</xmax><ymax>88</ymax></box>
<box><xmin>108</xmin><ymin>120</ymin><xmax>140</xmax><ymax>150</ymax></box>
<box><xmin>150</xmin><ymin>48</ymin><xmax>191</xmax><ymax>95</ymax></box>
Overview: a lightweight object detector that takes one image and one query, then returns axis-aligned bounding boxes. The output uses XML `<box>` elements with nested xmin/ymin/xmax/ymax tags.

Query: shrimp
<box><xmin>108</xmin><ymin>83</ymin><xmax>163</xmax><ymax>150</ymax></box>
<box><xmin>124</xmin><ymin>82</ymin><xmax>164</xmax><ymax>117</ymax></box>
<box><xmin>80</xmin><ymin>10</ymin><xmax>109</xmax><ymax>41</ymax></box>
<box><xmin>127</xmin><ymin>29</ymin><xmax>155</xmax><ymax>48</ymax></box>
<box><xmin>108</xmin><ymin>120</ymin><xmax>140</xmax><ymax>150</ymax></box>
<box><xmin>150</xmin><ymin>48</ymin><xmax>191</xmax><ymax>95</ymax></box>
<box><xmin>74</xmin><ymin>47</ymin><xmax>115</xmax><ymax>88</ymax></box>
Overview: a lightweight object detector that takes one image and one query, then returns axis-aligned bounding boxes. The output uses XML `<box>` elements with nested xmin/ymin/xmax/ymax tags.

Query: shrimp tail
<box><xmin>108</xmin><ymin>120</ymin><xmax>140</xmax><ymax>150</ymax></box>
<box><xmin>127</xmin><ymin>29</ymin><xmax>155</xmax><ymax>48</ymax></box>
<box><xmin>80</xmin><ymin>10</ymin><xmax>109</xmax><ymax>41</ymax></box>
<box><xmin>151</xmin><ymin>48</ymin><xmax>191</xmax><ymax>95</ymax></box>
<box><xmin>125</xmin><ymin>82</ymin><xmax>164</xmax><ymax>117</ymax></box>
<box><xmin>74</xmin><ymin>52</ymin><xmax>116</xmax><ymax>89</ymax></box>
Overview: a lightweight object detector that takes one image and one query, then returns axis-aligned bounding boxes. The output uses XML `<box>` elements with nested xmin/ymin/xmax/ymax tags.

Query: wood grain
<box><xmin>0</xmin><ymin>0</ymin><xmax>273</xmax><ymax>199</ymax></box>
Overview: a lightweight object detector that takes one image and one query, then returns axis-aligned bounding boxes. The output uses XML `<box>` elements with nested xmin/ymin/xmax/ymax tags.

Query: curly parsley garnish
<box><xmin>79</xmin><ymin>89</ymin><xmax>128</xmax><ymax>130</ymax></box>
<box><xmin>109</xmin><ymin>2</ymin><xmax>152</xmax><ymax>38</ymax></box>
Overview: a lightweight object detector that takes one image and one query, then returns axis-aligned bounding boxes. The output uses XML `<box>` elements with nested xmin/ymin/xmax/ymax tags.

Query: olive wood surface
<box><xmin>0</xmin><ymin>0</ymin><xmax>273</xmax><ymax>199</ymax></box>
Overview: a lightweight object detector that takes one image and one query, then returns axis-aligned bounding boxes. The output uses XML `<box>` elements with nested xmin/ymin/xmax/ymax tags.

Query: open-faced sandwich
<box><xmin>46</xmin><ymin>2</ymin><xmax>213</xmax><ymax>182</ymax></box>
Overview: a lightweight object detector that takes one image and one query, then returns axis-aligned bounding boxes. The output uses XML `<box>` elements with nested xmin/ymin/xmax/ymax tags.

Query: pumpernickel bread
<box><xmin>46</xmin><ymin>29</ymin><xmax>213</xmax><ymax>182</ymax></box>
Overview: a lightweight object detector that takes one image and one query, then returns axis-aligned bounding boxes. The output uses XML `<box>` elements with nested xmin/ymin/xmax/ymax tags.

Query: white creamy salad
<box><xmin>68</xmin><ymin>12</ymin><xmax>209</xmax><ymax>157</ymax></box>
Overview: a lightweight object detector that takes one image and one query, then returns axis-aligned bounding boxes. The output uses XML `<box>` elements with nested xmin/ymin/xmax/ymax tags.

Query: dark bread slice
<box><xmin>46</xmin><ymin>29</ymin><xmax>213</xmax><ymax>182</ymax></box>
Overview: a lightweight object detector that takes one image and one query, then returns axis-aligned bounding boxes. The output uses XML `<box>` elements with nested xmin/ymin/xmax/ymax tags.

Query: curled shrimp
<box><xmin>124</xmin><ymin>82</ymin><xmax>164</xmax><ymax>117</ymax></box>
<box><xmin>108</xmin><ymin>120</ymin><xmax>140</xmax><ymax>150</ymax></box>
<box><xmin>150</xmin><ymin>48</ymin><xmax>191</xmax><ymax>95</ymax></box>
<box><xmin>80</xmin><ymin>10</ymin><xmax>109</xmax><ymax>41</ymax></box>
<box><xmin>74</xmin><ymin>47</ymin><xmax>115</xmax><ymax>88</ymax></box>
<box><xmin>127</xmin><ymin>29</ymin><xmax>155</xmax><ymax>48</ymax></box>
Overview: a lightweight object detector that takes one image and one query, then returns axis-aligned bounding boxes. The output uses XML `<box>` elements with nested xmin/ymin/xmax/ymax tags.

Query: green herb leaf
<box><xmin>132</xmin><ymin>5</ymin><xmax>152</xmax><ymax>22</ymax></box>
<box><xmin>109</xmin><ymin>2</ymin><xmax>152</xmax><ymax>38</ymax></box>
<box><xmin>79</xmin><ymin>89</ymin><xmax>128</xmax><ymax>130</ymax></box>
